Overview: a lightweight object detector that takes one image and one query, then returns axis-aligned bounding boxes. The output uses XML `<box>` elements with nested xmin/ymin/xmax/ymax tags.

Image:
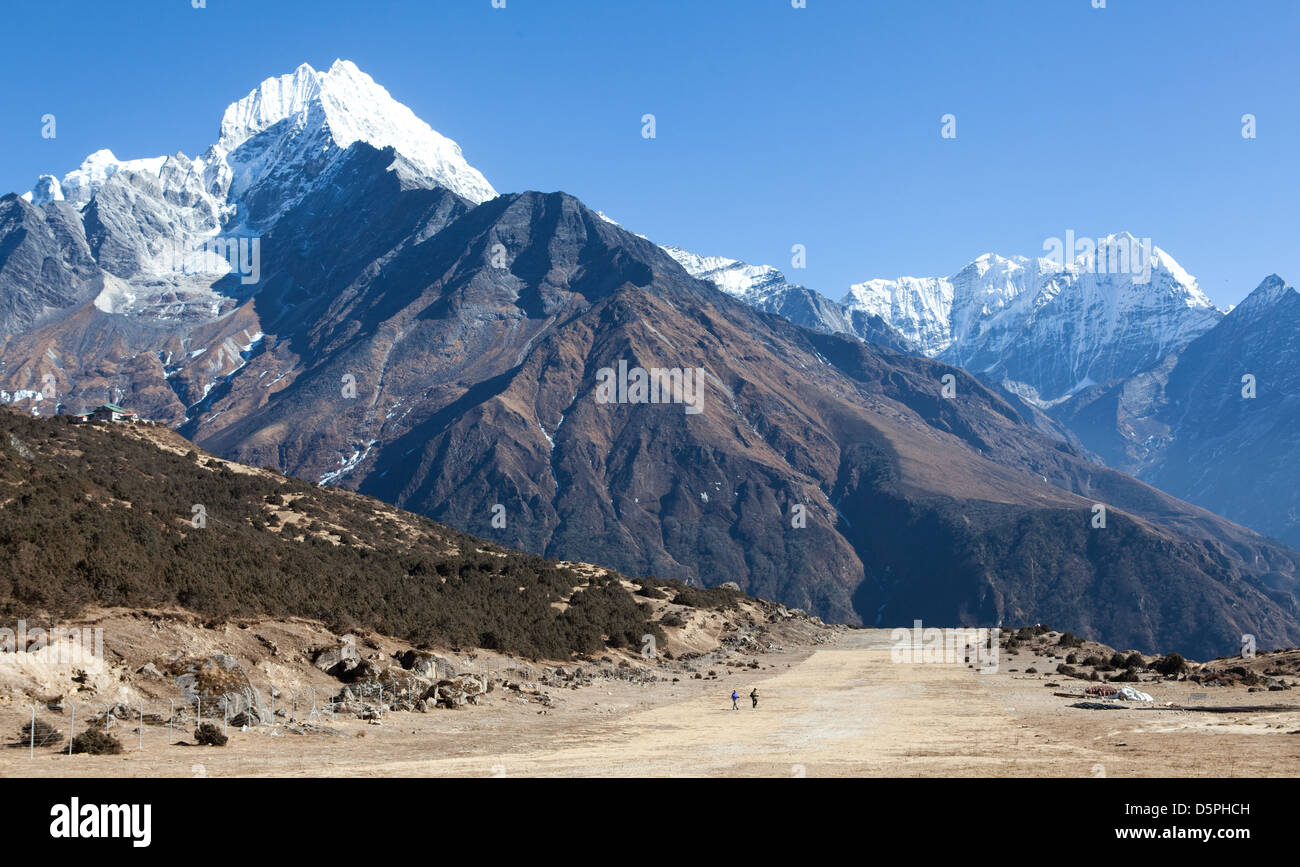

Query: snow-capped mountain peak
<box><xmin>213</xmin><ymin>60</ymin><xmax>495</xmax><ymax>205</ymax></box>
<box><xmin>842</xmin><ymin>235</ymin><xmax>1223</xmax><ymax>405</ymax></box>
<box><xmin>22</xmin><ymin>60</ymin><xmax>496</xmax><ymax>215</ymax></box>
<box><xmin>1230</xmin><ymin>274</ymin><xmax>1296</xmax><ymax>319</ymax></box>
<box><xmin>661</xmin><ymin>246</ymin><xmax>789</xmax><ymax>302</ymax></box>
<box><xmin>26</xmin><ymin>149</ymin><xmax>169</xmax><ymax>207</ymax></box>
<box><xmin>15</xmin><ymin>60</ymin><xmax>499</xmax><ymax>320</ymax></box>
<box><xmin>23</xmin><ymin>174</ymin><xmax>65</xmax><ymax>205</ymax></box>
<box><xmin>661</xmin><ymin>244</ymin><xmax>916</xmax><ymax>351</ymax></box>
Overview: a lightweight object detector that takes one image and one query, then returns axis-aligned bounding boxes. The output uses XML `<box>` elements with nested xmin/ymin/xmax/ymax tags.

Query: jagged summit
<box><xmin>24</xmin><ymin>149</ymin><xmax>168</xmax><ymax>207</ymax></box>
<box><xmin>11</xmin><ymin>60</ymin><xmax>499</xmax><ymax>308</ymax></box>
<box><xmin>21</xmin><ymin>60</ymin><xmax>496</xmax><ymax>215</ymax></box>
<box><xmin>213</xmin><ymin>60</ymin><xmax>496</xmax><ymax>205</ymax></box>
<box><xmin>840</xmin><ymin>235</ymin><xmax>1222</xmax><ymax>405</ymax></box>
<box><xmin>1230</xmin><ymin>273</ymin><xmax>1295</xmax><ymax>318</ymax></box>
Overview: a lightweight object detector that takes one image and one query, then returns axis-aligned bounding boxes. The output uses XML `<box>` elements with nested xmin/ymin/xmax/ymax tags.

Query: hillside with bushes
<box><xmin>0</xmin><ymin>409</ymin><xmax>745</xmax><ymax>659</ymax></box>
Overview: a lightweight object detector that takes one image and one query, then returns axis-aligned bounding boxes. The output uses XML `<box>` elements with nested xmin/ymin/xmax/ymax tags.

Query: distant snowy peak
<box><xmin>845</xmin><ymin>236</ymin><xmax>1217</xmax><ymax>351</ymax></box>
<box><xmin>22</xmin><ymin>60</ymin><xmax>496</xmax><ymax>213</ymax></box>
<box><xmin>661</xmin><ymin>246</ymin><xmax>790</xmax><ymax>301</ymax></box>
<box><xmin>26</xmin><ymin>149</ymin><xmax>169</xmax><ymax>207</ymax></box>
<box><xmin>215</xmin><ymin>60</ymin><xmax>496</xmax><ymax>205</ymax></box>
<box><xmin>1230</xmin><ymin>274</ymin><xmax>1296</xmax><ymax>319</ymax></box>
<box><xmin>24</xmin><ymin>174</ymin><xmax>64</xmax><ymax>205</ymax></box>
<box><xmin>844</xmin><ymin>275</ymin><xmax>955</xmax><ymax>355</ymax></box>
<box><xmin>661</xmin><ymin>244</ymin><xmax>915</xmax><ymax>352</ymax></box>
<box><xmin>843</xmin><ymin>235</ymin><xmax>1223</xmax><ymax>404</ymax></box>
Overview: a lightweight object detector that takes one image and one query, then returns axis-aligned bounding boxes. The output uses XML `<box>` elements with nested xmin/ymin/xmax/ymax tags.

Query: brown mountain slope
<box><xmin>2</xmin><ymin>157</ymin><xmax>1298</xmax><ymax>656</ymax></box>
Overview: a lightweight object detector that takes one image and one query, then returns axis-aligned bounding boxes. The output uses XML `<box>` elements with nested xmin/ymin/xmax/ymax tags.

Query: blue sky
<box><xmin>1</xmin><ymin>0</ymin><xmax>1295</xmax><ymax>307</ymax></box>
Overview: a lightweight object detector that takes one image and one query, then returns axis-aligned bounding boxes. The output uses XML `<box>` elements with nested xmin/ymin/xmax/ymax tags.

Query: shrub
<box><xmin>71</xmin><ymin>729</ymin><xmax>122</xmax><ymax>755</ymax></box>
<box><xmin>0</xmin><ymin>411</ymin><xmax>726</xmax><ymax>661</ymax></box>
<box><xmin>194</xmin><ymin>723</ymin><xmax>228</xmax><ymax>747</ymax></box>
<box><xmin>1125</xmin><ymin>652</ymin><xmax>1145</xmax><ymax>670</ymax></box>
<box><xmin>1057</xmin><ymin>632</ymin><xmax>1084</xmax><ymax>648</ymax></box>
<box><xmin>1153</xmin><ymin>653</ymin><xmax>1188</xmax><ymax>676</ymax></box>
<box><xmin>19</xmin><ymin>719</ymin><xmax>63</xmax><ymax>748</ymax></box>
<box><xmin>672</xmin><ymin>585</ymin><xmax>741</xmax><ymax>609</ymax></box>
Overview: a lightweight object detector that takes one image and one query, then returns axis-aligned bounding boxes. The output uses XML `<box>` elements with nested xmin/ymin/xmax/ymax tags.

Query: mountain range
<box><xmin>1</xmin><ymin>60</ymin><xmax>1296</xmax><ymax>657</ymax></box>
<box><xmin>680</xmin><ymin>238</ymin><xmax>1297</xmax><ymax>553</ymax></box>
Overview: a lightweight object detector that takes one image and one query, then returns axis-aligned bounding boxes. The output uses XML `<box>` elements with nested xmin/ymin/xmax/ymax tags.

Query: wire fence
<box><xmin>10</xmin><ymin>683</ymin><xmax>386</xmax><ymax>757</ymax></box>
<box><xmin>9</xmin><ymin>659</ymin><xmax>622</xmax><ymax>757</ymax></box>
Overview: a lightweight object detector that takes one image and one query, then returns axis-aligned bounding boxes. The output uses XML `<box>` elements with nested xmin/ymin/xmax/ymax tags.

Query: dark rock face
<box><xmin>2</xmin><ymin>143</ymin><xmax>1298</xmax><ymax>657</ymax></box>
<box><xmin>0</xmin><ymin>195</ymin><xmax>101</xmax><ymax>336</ymax></box>
<box><xmin>1052</xmin><ymin>276</ymin><xmax>1300</xmax><ymax>551</ymax></box>
<box><xmin>757</xmin><ymin>282</ymin><xmax>916</xmax><ymax>353</ymax></box>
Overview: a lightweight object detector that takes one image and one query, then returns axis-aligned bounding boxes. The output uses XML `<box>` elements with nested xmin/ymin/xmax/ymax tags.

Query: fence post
<box><xmin>197</xmin><ymin>695</ymin><xmax>201</xmax><ymax>728</ymax></box>
<box><xmin>68</xmin><ymin>704</ymin><xmax>75</xmax><ymax>755</ymax></box>
<box><xmin>168</xmin><ymin>700</ymin><xmax>174</xmax><ymax>745</ymax></box>
<box><xmin>138</xmin><ymin>702</ymin><xmax>144</xmax><ymax>750</ymax></box>
<box><xmin>29</xmin><ymin>705</ymin><xmax>35</xmax><ymax>759</ymax></box>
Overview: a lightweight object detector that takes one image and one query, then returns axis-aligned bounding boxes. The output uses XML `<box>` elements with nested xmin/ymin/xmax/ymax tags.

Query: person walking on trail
<box><xmin>731</xmin><ymin>690</ymin><xmax>739</xmax><ymax>711</ymax></box>
<box><xmin>750</xmin><ymin>688</ymin><xmax>759</xmax><ymax>709</ymax></box>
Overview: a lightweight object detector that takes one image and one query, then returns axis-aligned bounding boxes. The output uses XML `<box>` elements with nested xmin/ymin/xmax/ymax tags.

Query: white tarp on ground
<box><xmin>1116</xmin><ymin>686</ymin><xmax>1154</xmax><ymax>702</ymax></box>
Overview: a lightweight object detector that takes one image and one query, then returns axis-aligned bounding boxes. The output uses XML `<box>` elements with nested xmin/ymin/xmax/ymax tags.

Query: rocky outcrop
<box><xmin>171</xmin><ymin>654</ymin><xmax>270</xmax><ymax>726</ymax></box>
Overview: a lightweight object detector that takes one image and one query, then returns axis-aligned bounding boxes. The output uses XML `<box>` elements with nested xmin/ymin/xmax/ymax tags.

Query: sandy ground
<box><xmin>3</xmin><ymin>629</ymin><xmax>1299</xmax><ymax>777</ymax></box>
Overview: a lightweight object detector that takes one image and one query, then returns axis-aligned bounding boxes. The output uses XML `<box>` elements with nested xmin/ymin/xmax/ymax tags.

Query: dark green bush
<box><xmin>672</xmin><ymin>585</ymin><xmax>742</xmax><ymax>609</ymax></box>
<box><xmin>194</xmin><ymin>723</ymin><xmax>228</xmax><ymax>747</ymax></box>
<box><xmin>71</xmin><ymin>729</ymin><xmax>122</xmax><ymax>755</ymax></box>
<box><xmin>0</xmin><ymin>411</ymin><xmax>739</xmax><ymax>661</ymax></box>
<box><xmin>1154</xmin><ymin>653</ymin><xmax>1188</xmax><ymax>676</ymax></box>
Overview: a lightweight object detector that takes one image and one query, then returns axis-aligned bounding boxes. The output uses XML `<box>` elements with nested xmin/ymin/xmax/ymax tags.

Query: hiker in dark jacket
<box><xmin>750</xmin><ymin>688</ymin><xmax>759</xmax><ymax>709</ymax></box>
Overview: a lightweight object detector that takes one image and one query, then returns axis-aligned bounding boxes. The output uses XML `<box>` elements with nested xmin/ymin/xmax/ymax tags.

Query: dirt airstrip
<box><xmin>3</xmin><ymin>622</ymin><xmax>1298</xmax><ymax>778</ymax></box>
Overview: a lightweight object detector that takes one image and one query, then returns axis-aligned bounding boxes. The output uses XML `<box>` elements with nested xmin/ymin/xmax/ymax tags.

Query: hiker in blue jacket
<box><xmin>731</xmin><ymin>689</ymin><xmax>739</xmax><ymax>710</ymax></box>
